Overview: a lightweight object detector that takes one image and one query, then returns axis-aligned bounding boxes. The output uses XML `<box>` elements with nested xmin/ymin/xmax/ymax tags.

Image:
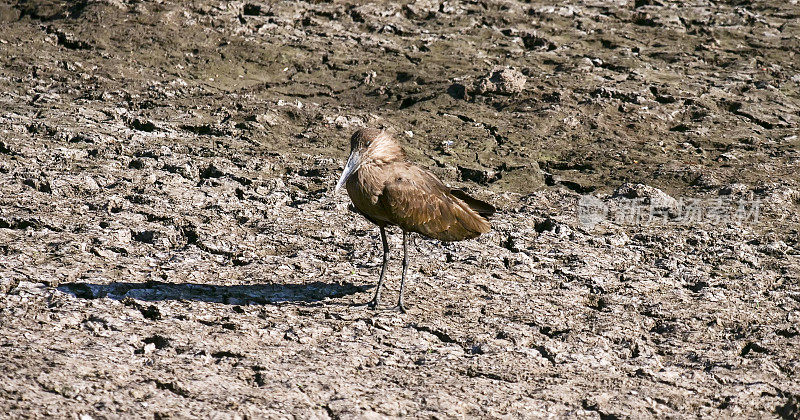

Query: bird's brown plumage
<box><xmin>336</xmin><ymin>128</ymin><xmax>495</xmax><ymax>311</ymax></box>
<box><xmin>344</xmin><ymin>129</ymin><xmax>494</xmax><ymax>241</ymax></box>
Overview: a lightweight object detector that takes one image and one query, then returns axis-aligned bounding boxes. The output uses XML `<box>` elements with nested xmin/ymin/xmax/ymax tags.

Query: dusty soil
<box><xmin>1</xmin><ymin>0</ymin><xmax>799</xmax><ymax>418</ymax></box>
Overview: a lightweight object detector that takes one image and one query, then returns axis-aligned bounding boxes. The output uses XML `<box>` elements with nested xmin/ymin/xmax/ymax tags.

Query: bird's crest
<box><xmin>352</xmin><ymin>129</ymin><xmax>405</xmax><ymax>166</ymax></box>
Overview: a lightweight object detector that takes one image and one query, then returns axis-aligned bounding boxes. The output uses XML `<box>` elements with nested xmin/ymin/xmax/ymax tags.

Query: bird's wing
<box><xmin>378</xmin><ymin>166</ymin><xmax>490</xmax><ymax>241</ymax></box>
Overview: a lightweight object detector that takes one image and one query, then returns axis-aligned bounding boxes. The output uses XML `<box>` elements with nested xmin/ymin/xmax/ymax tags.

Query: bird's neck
<box><xmin>363</xmin><ymin>137</ymin><xmax>406</xmax><ymax>166</ymax></box>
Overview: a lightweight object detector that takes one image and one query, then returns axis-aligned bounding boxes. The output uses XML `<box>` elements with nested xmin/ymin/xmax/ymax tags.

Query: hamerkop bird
<box><xmin>335</xmin><ymin>128</ymin><xmax>495</xmax><ymax>312</ymax></box>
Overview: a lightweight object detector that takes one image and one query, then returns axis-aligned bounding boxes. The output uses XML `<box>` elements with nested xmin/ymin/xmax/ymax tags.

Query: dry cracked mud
<box><xmin>1</xmin><ymin>0</ymin><xmax>799</xmax><ymax>418</ymax></box>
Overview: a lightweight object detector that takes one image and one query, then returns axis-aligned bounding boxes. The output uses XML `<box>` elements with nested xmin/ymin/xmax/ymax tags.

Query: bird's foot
<box><xmin>389</xmin><ymin>303</ymin><xmax>407</xmax><ymax>314</ymax></box>
<box><xmin>353</xmin><ymin>298</ymin><xmax>380</xmax><ymax>309</ymax></box>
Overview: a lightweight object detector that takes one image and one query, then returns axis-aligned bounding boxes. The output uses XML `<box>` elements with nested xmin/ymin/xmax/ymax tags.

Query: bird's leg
<box><xmin>366</xmin><ymin>225</ymin><xmax>389</xmax><ymax>308</ymax></box>
<box><xmin>394</xmin><ymin>229</ymin><xmax>409</xmax><ymax>313</ymax></box>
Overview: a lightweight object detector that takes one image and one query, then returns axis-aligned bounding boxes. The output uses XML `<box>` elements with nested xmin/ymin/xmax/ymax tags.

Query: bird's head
<box><xmin>335</xmin><ymin>128</ymin><xmax>405</xmax><ymax>193</ymax></box>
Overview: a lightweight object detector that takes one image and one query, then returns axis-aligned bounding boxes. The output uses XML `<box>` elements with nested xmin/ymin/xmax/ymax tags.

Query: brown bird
<box><xmin>335</xmin><ymin>128</ymin><xmax>495</xmax><ymax>312</ymax></box>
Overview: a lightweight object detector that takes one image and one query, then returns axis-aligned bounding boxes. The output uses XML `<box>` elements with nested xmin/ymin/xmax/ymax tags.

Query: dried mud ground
<box><xmin>1</xmin><ymin>0</ymin><xmax>800</xmax><ymax>418</ymax></box>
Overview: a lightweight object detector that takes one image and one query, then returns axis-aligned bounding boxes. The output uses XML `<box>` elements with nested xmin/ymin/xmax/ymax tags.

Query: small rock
<box><xmin>692</xmin><ymin>173</ymin><xmax>721</xmax><ymax>189</ymax></box>
<box><xmin>576</xmin><ymin>57</ymin><xmax>595</xmax><ymax>72</ymax></box>
<box><xmin>535</xmin><ymin>217</ymin><xmax>572</xmax><ymax>237</ymax></box>
<box><xmin>447</xmin><ymin>83</ymin><xmax>469</xmax><ymax>100</ymax></box>
<box><xmin>404</xmin><ymin>0</ymin><xmax>438</xmax><ymax>19</ymax></box>
<box><xmin>163</xmin><ymin>162</ymin><xmax>198</xmax><ymax>180</ymax></box>
<box><xmin>719</xmin><ymin>183</ymin><xmax>749</xmax><ymax>196</ymax></box>
<box><xmin>81</xmin><ymin>175</ymin><xmax>100</xmax><ymax>191</ymax></box>
<box><xmin>458</xmin><ymin>165</ymin><xmax>499</xmax><ymax>184</ymax></box>
<box><xmin>116</xmin><ymin>229</ymin><xmax>132</xmax><ymax>244</ymax></box>
<box><xmin>760</xmin><ymin>241</ymin><xmax>788</xmax><ymax>256</ymax></box>
<box><xmin>521</xmin><ymin>32</ymin><xmax>556</xmax><ymax>51</ymax></box>
<box><xmin>475</xmin><ymin>67</ymin><xmax>526</xmax><ymax>95</ymax></box>
<box><xmin>254</xmin><ymin>112</ymin><xmax>280</xmax><ymax>127</ymax></box>
<box><xmin>612</xmin><ymin>183</ymin><xmax>677</xmax><ymax>209</ymax></box>
<box><xmin>23</xmin><ymin>177</ymin><xmax>52</xmax><ymax>193</ymax></box>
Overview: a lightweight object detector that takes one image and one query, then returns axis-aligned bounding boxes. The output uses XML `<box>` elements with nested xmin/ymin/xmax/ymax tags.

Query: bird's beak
<box><xmin>335</xmin><ymin>150</ymin><xmax>360</xmax><ymax>194</ymax></box>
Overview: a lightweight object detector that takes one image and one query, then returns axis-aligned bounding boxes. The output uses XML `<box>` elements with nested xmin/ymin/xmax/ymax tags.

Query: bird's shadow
<box><xmin>57</xmin><ymin>280</ymin><xmax>370</xmax><ymax>305</ymax></box>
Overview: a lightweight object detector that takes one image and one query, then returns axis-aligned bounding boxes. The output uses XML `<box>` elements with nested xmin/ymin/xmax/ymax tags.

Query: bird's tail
<box><xmin>451</xmin><ymin>189</ymin><xmax>496</xmax><ymax>217</ymax></box>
